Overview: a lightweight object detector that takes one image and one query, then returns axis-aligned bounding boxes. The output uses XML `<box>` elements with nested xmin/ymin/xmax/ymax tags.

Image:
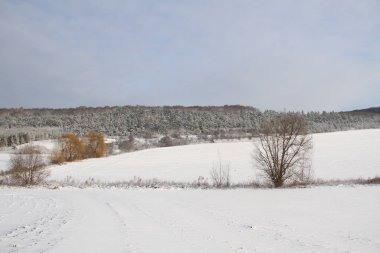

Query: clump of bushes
<box><xmin>51</xmin><ymin>132</ymin><xmax>106</xmax><ymax>164</ymax></box>
<box><xmin>158</xmin><ymin>135</ymin><xmax>190</xmax><ymax>148</ymax></box>
<box><xmin>158</xmin><ymin>136</ymin><xmax>174</xmax><ymax>147</ymax></box>
<box><xmin>118</xmin><ymin>134</ymin><xmax>136</xmax><ymax>152</ymax></box>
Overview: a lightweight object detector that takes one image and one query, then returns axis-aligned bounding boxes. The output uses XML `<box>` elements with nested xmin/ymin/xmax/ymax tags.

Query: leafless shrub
<box><xmin>254</xmin><ymin>114</ymin><xmax>313</xmax><ymax>187</ymax></box>
<box><xmin>48</xmin><ymin>175</ymin><xmax>380</xmax><ymax>190</ymax></box>
<box><xmin>158</xmin><ymin>136</ymin><xmax>174</xmax><ymax>147</ymax></box>
<box><xmin>119</xmin><ymin>134</ymin><xmax>135</xmax><ymax>152</ymax></box>
<box><xmin>196</xmin><ymin>176</ymin><xmax>209</xmax><ymax>187</ymax></box>
<box><xmin>210</xmin><ymin>154</ymin><xmax>231</xmax><ymax>188</ymax></box>
<box><xmin>62</xmin><ymin>175</ymin><xmax>76</xmax><ymax>186</ymax></box>
<box><xmin>366</xmin><ymin>177</ymin><xmax>380</xmax><ymax>184</ymax></box>
<box><xmin>0</xmin><ymin>170</ymin><xmax>11</xmax><ymax>185</ymax></box>
<box><xmin>8</xmin><ymin>145</ymin><xmax>50</xmax><ymax>186</ymax></box>
<box><xmin>310</xmin><ymin>176</ymin><xmax>380</xmax><ymax>186</ymax></box>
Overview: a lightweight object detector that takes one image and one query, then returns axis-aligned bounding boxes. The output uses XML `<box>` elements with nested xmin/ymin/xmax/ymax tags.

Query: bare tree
<box><xmin>253</xmin><ymin>114</ymin><xmax>313</xmax><ymax>187</ymax></box>
<box><xmin>9</xmin><ymin>145</ymin><xmax>50</xmax><ymax>186</ymax></box>
<box><xmin>210</xmin><ymin>153</ymin><xmax>231</xmax><ymax>187</ymax></box>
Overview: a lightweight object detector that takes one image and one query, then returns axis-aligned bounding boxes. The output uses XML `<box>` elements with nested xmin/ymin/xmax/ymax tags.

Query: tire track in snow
<box><xmin>106</xmin><ymin>194</ymin><xmax>201</xmax><ymax>253</ymax></box>
<box><xmin>131</xmin><ymin>192</ymin><xmax>336</xmax><ymax>253</ymax></box>
<box><xmin>1</xmin><ymin>187</ymin><xmax>379</xmax><ymax>253</ymax></box>
<box><xmin>105</xmin><ymin>202</ymin><xmax>138</xmax><ymax>253</ymax></box>
<box><xmin>111</xmin><ymin>191</ymin><xmax>255</xmax><ymax>253</ymax></box>
<box><xmin>49</xmin><ymin>190</ymin><xmax>131</xmax><ymax>253</ymax></box>
<box><xmin>0</xmin><ymin>192</ymin><xmax>73</xmax><ymax>253</ymax></box>
<box><xmin>127</xmin><ymin>193</ymin><xmax>251</xmax><ymax>253</ymax></box>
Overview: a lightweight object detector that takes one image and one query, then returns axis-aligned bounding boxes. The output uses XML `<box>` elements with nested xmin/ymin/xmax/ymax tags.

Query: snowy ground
<box><xmin>17</xmin><ymin>140</ymin><xmax>57</xmax><ymax>153</ymax></box>
<box><xmin>1</xmin><ymin>130</ymin><xmax>380</xmax><ymax>252</ymax></box>
<box><xmin>0</xmin><ymin>153</ymin><xmax>11</xmax><ymax>172</ymax></box>
<box><xmin>49</xmin><ymin>129</ymin><xmax>380</xmax><ymax>183</ymax></box>
<box><xmin>0</xmin><ymin>185</ymin><xmax>379</xmax><ymax>253</ymax></box>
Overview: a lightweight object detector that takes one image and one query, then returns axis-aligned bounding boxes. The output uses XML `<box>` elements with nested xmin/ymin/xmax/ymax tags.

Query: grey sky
<box><xmin>1</xmin><ymin>0</ymin><xmax>379</xmax><ymax>111</ymax></box>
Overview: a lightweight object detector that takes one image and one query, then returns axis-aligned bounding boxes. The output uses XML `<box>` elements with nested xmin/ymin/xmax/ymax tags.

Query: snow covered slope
<box><xmin>0</xmin><ymin>186</ymin><xmax>379</xmax><ymax>253</ymax></box>
<box><xmin>49</xmin><ymin>129</ymin><xmax>380</xmax><ymax>183</ymax></box>
<box><xmin>1</xmin><ymin>130</ymin><xmax>380</xmax><ymax>253</ymax></box>
<box><xmin>0</xmin><ymin>153</ymin><xmax>10</xmax><ymax>171</ymax></box>
<box><xmin>17</xmin><ymin>140</ymin><xmax>57</xmax><ymax>152</ymax></box>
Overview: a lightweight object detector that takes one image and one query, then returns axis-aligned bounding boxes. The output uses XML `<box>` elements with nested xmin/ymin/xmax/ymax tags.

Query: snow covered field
<box><xmin>0</xmin><ymin>153</ymin><xmax>11</xmax><ymax>172</ymax></box>
<box><xmin>0</xmin><ymin>185</ymin><xmax>379</xmax><ymax>253</ymax></box>
<box><xmin>1</xmin><ymin>129</ymin><xmax>380</xmax><ymax>252</ymax></box>
<box><xmin>49</xmin><ymin>129</ymin><xmax>380</xmax><ymax>183</ymax></box>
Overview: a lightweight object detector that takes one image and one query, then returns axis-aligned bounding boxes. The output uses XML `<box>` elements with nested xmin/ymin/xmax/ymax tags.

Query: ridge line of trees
<box><xmin>1</xmin><ymin>106</ymin><xmax>379</xmax><ymax>147</ymax></box>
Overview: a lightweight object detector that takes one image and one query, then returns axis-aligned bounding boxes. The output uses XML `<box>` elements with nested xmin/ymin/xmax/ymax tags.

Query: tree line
<box><xmin>0</xmin><ymin>127</ymin><xmax>61</xmax><ymax>147</ymax></box>
<box><xmin>0</xmin><ymin>105</ymin><xmax>379</xmax><ymax>147</ymax></box>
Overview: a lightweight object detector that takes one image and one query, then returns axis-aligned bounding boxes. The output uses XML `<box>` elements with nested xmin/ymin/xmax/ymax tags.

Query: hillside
<box><xmin>1</xmin><ymin>105</ymin><xmax>380</xmax><ymax>147</ymax></box>
<box><xmin>1</xmin><ymin>130</ymin><xmax>380</xmax><ymax>253</ymax></box>
<box><xmin>49</xmin><ymin>129</ymin><xmax>380</xmax><ymax>184</ymax></box>
<box><xmin>350</xmin><ymin>106</ymin><xmax>380</xmax><ymax>114</ymax></box>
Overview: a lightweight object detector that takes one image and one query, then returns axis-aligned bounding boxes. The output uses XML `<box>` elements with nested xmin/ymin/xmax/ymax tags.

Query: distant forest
<box><xmin>1</xmin><ymin>105</ymin><xmax>379</xmax><ymax>147</ymax></box>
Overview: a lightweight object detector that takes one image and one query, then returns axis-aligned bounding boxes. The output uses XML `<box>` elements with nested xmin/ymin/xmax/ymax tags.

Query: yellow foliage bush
<box><xmin>51</xmin><ymin>132</ymin><xmax>106</xmax><ymax>164</ymax></box>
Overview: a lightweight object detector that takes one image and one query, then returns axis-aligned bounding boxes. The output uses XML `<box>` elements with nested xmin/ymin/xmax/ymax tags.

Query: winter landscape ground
<box><xmin>1</xmin><ymin>186</ymin><xmax>379</xmax><ymax>253</ymax></box>
<box><xmin>48</xmin><ymin>129</ymin><xmax>380</xmax><ymax>184</ymax></box>
<box><xmin>1</xmin><ymin>129</ymin><xmax>380</xmax><ymax>252</ymax></box>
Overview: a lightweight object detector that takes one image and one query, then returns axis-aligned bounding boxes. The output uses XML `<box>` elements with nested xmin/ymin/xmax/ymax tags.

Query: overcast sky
<box><xmin>1</xmin><ymin>0</ymin><xmax>379</xmax><ymax>111</ymax></box>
